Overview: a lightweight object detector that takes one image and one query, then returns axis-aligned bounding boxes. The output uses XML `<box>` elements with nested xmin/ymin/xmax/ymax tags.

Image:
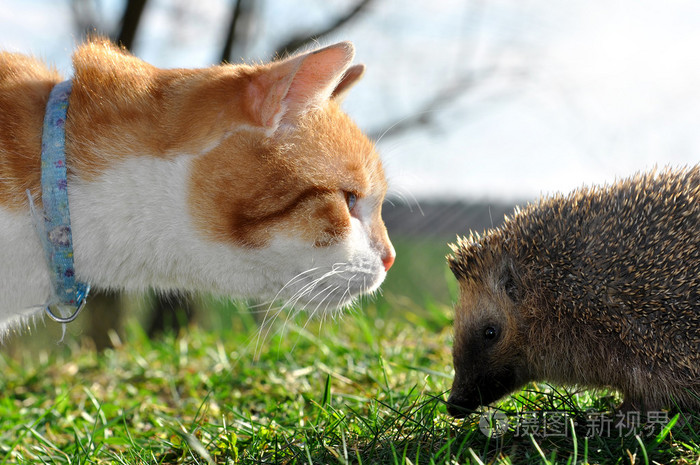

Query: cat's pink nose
<box><xmin>382</xmin><ymin>253</ymin><xmax>395</xmax><ymax>272</ymax></box>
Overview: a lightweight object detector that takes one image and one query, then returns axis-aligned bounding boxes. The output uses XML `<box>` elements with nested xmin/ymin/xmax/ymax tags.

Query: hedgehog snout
<box><xmin>446</xmin><ymin>383</ymin><xmax>481</xmax><ymax>418</ymax></box>
<box><xmin>447</xmin><ymin>369</ymin><xmax>502</xmax><ymax>418</ymax></box>
<box><xmin>448</xmin><ymin>360</ymin><xmax>526</xmax><ymax>418</ymax></box>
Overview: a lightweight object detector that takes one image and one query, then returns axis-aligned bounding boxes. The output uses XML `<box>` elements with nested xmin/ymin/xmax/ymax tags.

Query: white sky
<box><xmin>1</xmin><ymin>0</ymin><xmax>699</xmax><ymax>201</ymax></box>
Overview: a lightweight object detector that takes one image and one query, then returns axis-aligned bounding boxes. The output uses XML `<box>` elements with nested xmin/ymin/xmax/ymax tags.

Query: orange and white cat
<box><xmin>0</xmin><ymin>39</ymin><xmax>394</xmax><ymax>331</ymax></box>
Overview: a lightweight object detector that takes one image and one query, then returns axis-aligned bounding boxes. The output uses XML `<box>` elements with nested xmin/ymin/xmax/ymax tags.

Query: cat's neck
<box><xmin>67</xmin><ymin>62</ymin><xmax>258</xmax><ymax>177</ymax></box>
<box><xmin>0</xmin><ymin>67</ymin><xmax>266</xmax><ymax>321</ymax></box>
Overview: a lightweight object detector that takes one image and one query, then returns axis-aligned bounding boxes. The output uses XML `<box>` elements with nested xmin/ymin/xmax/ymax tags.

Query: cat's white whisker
<box><xmin>322</xmin><ymin>286</ymin><xmax>341</xmax><ymax>319</ymax></box>
<box><xmin>262</xmin><ymin>267</ymin><xmax>322</xmax><ymax>314</ymax></box>
<box><xmin>242</xmin><ymin>252</ymin><xmax>382</xmax><ymax>353</ymax></box>
<box><xmin>313</xmin><ymin>284</ymin><xmax>339</xmax><ymax>315</ymax></box>
<box><xmin>338</xmin><ymin>286</ymin><xmax>352</xmax><ymax>313</ymax></box>
<box><xmin>294</xmin><ymin>267</ymin><xmax>343</xmax><ymax>297</ymax></box>
<box><xmin>255</xmin><ymin>304</ymin><xmax>288</xmax><ymax>359</ymax></box>
<box><xmin>279</xmin><ymin>280</ymin><xmax>331</xmax><ymax>344</ymax></box>
<box><xmin>245</xmin><ymin>300</ymin><xmax>270</xmax><ymax>310</ymax></box>
<box><xmin>341</xmin><ymin>273</ymin><xmax>357</xmax><ymax>305</ymax></box>
<box><xmin>286</xmin><ymin>277</ymin><xmax>323</xmax><ymax>306</ymax></box>
<box><xmin>274</xmin><ymin>267</ymin><xmax>322</xmax><ymax>299</ymax></box>
<box><xmin>388</xmin><ymin>185</ymin><xmax>424</xmax><ymax>216</ymax></box>
<box><xmin>254</xmin><ymin>266</ymin><xmax>321</xmax><ymax>352</ymax></box>
<box><xmin>289</xmin><ymin>282</ymin><xmax>338</xmax><ymax>353</ymax></box>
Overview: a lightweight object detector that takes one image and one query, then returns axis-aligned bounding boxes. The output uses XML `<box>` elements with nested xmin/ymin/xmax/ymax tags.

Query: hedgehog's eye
<box><xmin>484</xmin><ymin>326</ymin><xmax>498</xmax><ymax>341</ymax></box>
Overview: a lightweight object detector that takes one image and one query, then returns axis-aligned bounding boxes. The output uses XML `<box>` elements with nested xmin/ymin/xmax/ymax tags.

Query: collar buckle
<box><xmin>44</xmin><ymin>283</ymin><xmax>91</xmax><ymax>323</ymax></box>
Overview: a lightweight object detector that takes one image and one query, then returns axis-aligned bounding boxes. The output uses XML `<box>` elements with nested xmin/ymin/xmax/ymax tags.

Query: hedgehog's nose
<box><xmin>446</xmin><ymin>401</ymin><xmax>469</xmax><ymax>418</ymax></box>
<box><xmin>446</xmin><ymin>391</ymin><xmax>478</xmax><ymax>418</ymax></box>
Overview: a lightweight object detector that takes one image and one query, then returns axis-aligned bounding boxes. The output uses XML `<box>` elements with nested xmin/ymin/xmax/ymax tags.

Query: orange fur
<box><xmin>0</xmin><ymin>52</ymin><xmax>61</xmax><ymax>209</ymax></box>
<box><xmin>0</xmin><ymin>39</ymin><xmax>392</xmax><ymax>257</ymax></box>
<box><xmin>190</xmin><ymin>102</ymin><xmax>388</xmax><ymax>248</ymax></box>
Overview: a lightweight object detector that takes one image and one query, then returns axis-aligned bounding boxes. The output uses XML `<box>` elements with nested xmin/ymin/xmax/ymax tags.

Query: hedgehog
<box><xmin>446</xmin><ymin>166</ymin><xmax>700</xmax><ymax>418</ymax></box>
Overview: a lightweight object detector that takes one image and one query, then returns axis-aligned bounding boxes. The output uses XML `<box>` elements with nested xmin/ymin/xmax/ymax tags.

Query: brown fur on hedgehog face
<box><xmin>446</xmin><ymin>243</ymin><xmax>532</xmax><ymax>418</ymax></box>
<box><xmin>447</xmin><ymin>167</ymin><xmax>700</xmax><ymax>417</ymax></box>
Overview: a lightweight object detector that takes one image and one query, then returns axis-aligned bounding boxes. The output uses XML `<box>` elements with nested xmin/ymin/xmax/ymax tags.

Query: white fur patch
<box><xmin>0</xmin><ymin>154</ymin><xmax>387</xmax><ymax>331</ymax></box>
<box><xmin>0</xmin><ymin>207</ymin><xmax>53</xmax><ymax>327</ymax></box>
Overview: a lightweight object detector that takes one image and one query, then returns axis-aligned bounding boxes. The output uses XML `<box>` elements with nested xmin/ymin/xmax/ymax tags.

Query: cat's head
<box><xmin>188</xmin><ymin>43</ymin><xmax>394</xmax><ymax>312</ymax></box>
<box><xmin>70</xmin><ymin>41</ymin><xmax>394</xmax><ymax>313</ymax></box>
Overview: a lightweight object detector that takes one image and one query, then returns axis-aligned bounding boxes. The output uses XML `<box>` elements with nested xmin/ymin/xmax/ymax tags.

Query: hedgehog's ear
<box><xmin>501</xmin><ymin>259</ymin><xmax>520</xmax><ymax>303</ymax></box>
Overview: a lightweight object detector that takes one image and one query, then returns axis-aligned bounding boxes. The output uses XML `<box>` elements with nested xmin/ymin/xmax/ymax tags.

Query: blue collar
<box><xmin>29</xmin><ymin>80</ymin><xmax>90</xmax><ymax>323</ymax></box>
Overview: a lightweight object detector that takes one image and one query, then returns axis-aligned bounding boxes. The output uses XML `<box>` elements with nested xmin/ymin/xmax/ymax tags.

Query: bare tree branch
<box><xmin>220</xmin><ymin>0</ymin><xmax>257</xmax><ymax>63</ymax></box>
<box><xmin>114</xmin><ymin>0</ymin><xmax>148</xmax><ymax>51</ymax></box>
<box><xmin>220</xmin><ymin>0</ymin><xmax>244</xmax><ymax>63</ymax></box>
<box><xmin>368</xmin><ymin>66</ymin><xmax>528</xmax><ymax>141</ymax></box>
<box><xmin>274</xmin><ymin>0</ymin><xmax>374</xmax><ymax>56</ymax></box>
<box><xmin>71</xmin><ymin>0</ymin><xmax>101</xmax><ymax>38</ymax></box>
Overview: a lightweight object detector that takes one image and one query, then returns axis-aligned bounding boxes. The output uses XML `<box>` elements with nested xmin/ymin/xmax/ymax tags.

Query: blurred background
<box><xmin>2</xmin><ymin>0</ymin><xmax>699</xmax><ymax>350</ymax></box>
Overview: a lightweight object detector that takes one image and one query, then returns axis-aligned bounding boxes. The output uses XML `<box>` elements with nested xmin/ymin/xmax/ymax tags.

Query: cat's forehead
<box><xmin>283</xmin><ymin>102</ymin><xmax>386</xmax><ymax>193</ymax></box>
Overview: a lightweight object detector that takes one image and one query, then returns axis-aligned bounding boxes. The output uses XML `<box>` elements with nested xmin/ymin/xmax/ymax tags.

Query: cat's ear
<box><xmin>248</xmin><ymin>42</ymin><xmax>355</xmax><ymax>132</ymax></box>
<box><xmin>331</xmin><ymin>64</ymin><xmax>365</xmax><ymax>102</ymax></box>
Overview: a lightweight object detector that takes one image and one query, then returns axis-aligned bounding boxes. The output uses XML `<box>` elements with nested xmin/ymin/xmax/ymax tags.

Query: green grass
<box><xmin>1</xmin><ymin>238</ymin><xmax>699</xmax><ymax>464</ymax></box>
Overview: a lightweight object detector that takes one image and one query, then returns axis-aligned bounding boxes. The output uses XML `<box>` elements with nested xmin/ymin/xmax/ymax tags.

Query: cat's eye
<box><xmin>345</xmin><ymin>192</ymin><xmax>358</xmax><ymax>211</ymax></box>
